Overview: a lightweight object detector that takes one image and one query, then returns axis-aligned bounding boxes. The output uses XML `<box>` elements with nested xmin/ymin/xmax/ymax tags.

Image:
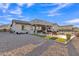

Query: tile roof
<box><xmin>12</xmin><ymin>20</ymin><xmax>31</xmax><ymax>25</ymax></box>
<box><xmin>12</xmin><ymin>19</ymin><xmax>58</xmax><ymax>26</ymax></box>
<box><xmin>31</xmin><ymin>19</ymin><xmax>58</xmax><ymax>26</ymax></box>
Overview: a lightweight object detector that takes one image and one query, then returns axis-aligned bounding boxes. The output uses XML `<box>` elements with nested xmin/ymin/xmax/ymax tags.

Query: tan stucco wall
<box><xmin>16</xmin><ymin>24</ymin><xmax>22</xmax><ymax>30</ymax></box>
<box><xmin>12</xmin><ymin>22</ymin><xmax>22</xmax><ymax>30</ymax></box>
<box><xmin>12</xmin><ymin>22</ymin><xmax>33</xmax><ymax>31</ymax></box>
<box><xmin>24</xmin><ymin>25</ymin><xmax>32</xmax><ymax>31</ymax></box>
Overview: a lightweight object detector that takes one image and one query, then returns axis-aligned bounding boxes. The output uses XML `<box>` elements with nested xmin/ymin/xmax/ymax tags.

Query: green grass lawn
<box><xmin>55</xmin><ymin>38</ymin><xmax>66</xmax><ymax>43</ymax></box>
<box><xmin>46</xmin><ymin>36</ymin><xmax>66</xmax><ymax>43</ymax></box>
<box><xmin>45</xmin><ymin>36</ymin><xmax>53</xmax><ymax>39</ymax></box>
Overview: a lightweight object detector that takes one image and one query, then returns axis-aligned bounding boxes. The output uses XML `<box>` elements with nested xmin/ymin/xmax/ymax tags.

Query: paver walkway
<box><xmin>67</xmin><ymin>40</ymin><xmax>79</xmax><ymax>56</ymax></box>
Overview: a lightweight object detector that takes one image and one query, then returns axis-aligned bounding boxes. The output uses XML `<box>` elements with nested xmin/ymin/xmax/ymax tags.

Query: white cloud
<box><xmin>0</xmin><ymin>3</ymin><xmax>30</xmax><ymax>24</ymax></box>
<box><xmin>15</xmin><ymin>15</ymin><xmax>30</xmax><ymax>21</ymax></box>
<box><xmin>49</xmin><ymin>3</ymin><xmax>71</xmax><ymax>13</ymax></box>
<box><xmin>0</xmin><ymin>3</ymin><xmax>9</xmax><ymax>9</ymax></box>
<box><xmin>0</xmin><ymin>14</ymin><xmax>30</xmax><ymax>22</ymax></box>
<box><xmin>66</xmin><ymin>19</ymin><xmax>79</xmax><ymax>24</ymax></box>
<box><xmin>0</xmin><ymin>15</ymin><xmax>13</xmax><ymax>20</ymax></box>
<box><xmin>26</xmin><ymin>3</ymin><xmax>34</xmax><ymax>8</ymax></box>
<box><xmin>9</xmin><ymin>3</ymin><xmax>34</xmax><ymax>15</ymax></box>
<box><xmin>48</xmin><ymin>13</ymin><xmax>61</xmax><ymax>16</ymax></box>
<box><xmin>17</xmin><ymin>3</ymin><xmax>25</xmax><ymax>7</ymax></box>
<box><xmin>0</xmin><ymin>3</ymin><xmax>10</xmax><ymax>13</ymax></box>
<box><xmin>17</xmin><ymin>3</ymin><xmax>35</xmax><ymax>8</ymax></box>
<box><xmin>46</xmin><ymin>3</ymin><xmax>72</xmax><ymax>17</ymax></box>
<box><xmin>0</xmin><ymin>3</ymin><xmax>22</xmax><ymax>15</ymax></box>
<box><xmin>10</xmin><ymin>7</ymin><xmax>22</xmax><ymax>15</ymax></box>
<box><xmin>0</xmin><ymin>15</ymin><xmax>13</xmax><ymax>24</ymax></box>
<box><xmin>0</xmin><ymin>15</ymin><xmax>11</xmax><ymax>18</ymax></box>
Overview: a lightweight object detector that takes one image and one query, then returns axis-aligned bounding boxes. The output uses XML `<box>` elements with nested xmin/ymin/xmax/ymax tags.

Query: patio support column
<box><xmin>34</xmin><ymin>24</ymin><xmax>37</xmax><ymax>34</ymax></box>
<box><xmin>35</xmin><ymin>25</ymin><xmax>37</xmax><ymax>34</ymax></box>
<box><xmin>45</xmin><ymin>26</ymin><xmax>47</xmax><ymax>34</ymax></box>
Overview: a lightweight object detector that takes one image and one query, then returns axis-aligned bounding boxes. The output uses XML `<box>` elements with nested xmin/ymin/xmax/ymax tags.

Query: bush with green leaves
<box><xmin>0</xmin><ymin>30</ymin><xmax>3</xmax><ymax>32</ymax></box>
<box><xmin>46</xmin><ymin>36</ymin><xmax>53</xmax><ymax>39</ymax></box>
<box><xmin>46</xmin><ymin>36</ymin><xmax>58</xmax><ymax>40</ymax></box>
<box><xmin>51</xmin><ymin>37</ymin><xmax>58</xmax><ymax>40</ymax></box>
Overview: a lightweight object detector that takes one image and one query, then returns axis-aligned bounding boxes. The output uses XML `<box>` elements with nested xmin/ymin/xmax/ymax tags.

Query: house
<box><xmin>10</xmin><ymin>19</ymin><xmax>79</xmax><ymax>35</ymax></box>
<box><xmin>0</xmin><ymin>24</ymin><xmax>10</xmax><ymax>32</ymax></box>
<box><xmin>10</xmin><ymin>19</ymin><xmax>59</xmax><ymax>34</ymax></box>
<box><xmin>58</xmin><ymin>25</ymin><xmax>74</xmax><ymax>34</ymax></box>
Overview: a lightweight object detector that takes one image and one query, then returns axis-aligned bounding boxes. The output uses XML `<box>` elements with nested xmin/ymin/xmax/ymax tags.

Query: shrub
<box><xmin>0</xmin><ymin>30</ymin><xmax>3</xmax><ymax>32</ymax></box>
<box><xmin>3</xmin><ymin>29</ymin><xmax>7</xmax><ymax>32</ymax></box>
<box><xmin>46</xmin><ymin>36</ymin><xmax>53</xmax><ymax>39</ymax></box>
<box><xmin>51</xmin><ymin>37</ymin><xmax>58</xmax><ymax>40</ymax></box>
<box><xmin>66</xmin><ymin>33</ymin><xmax>71</xmax><ymax>41</ymax></box>
<box><xmin>46</xmin><ymin>36</ymin><xmax>58</xmax><ymax>40</ymax></box>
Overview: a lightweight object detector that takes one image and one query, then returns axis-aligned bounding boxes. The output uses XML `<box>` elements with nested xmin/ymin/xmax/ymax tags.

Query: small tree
<box><xmin>66</xmin><ymin>33</ymin><xmax>71</xmax><ymax>41</ymax></box>
<box><xmin>3</xmin><ymin>29</ymin><xmax>7</xmax><ymax>32</ymax></box>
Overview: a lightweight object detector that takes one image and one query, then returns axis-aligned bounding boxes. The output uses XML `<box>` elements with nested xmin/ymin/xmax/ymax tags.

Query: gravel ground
<box><xmin>0</xmin><ymin>32</ymin><xmax>46</xmax><ymax>52</ymax></box>
<box><xmin>0</xmin><ymin>44</ymin><xmax>37</xmax><ymax>56</ymax></box>
<box><xmin>41</xmin><ymin>43</ymin><xmax>68</xmax><ymax>56</ymax></box>
<box><xmin>0</xmin><ymin>32</ymin><xmax>79</xmax><ymax>56</ymax></box>
<box><xmin>25</xmin><ymin>40</ymin><xmax>56</xmax><ymax>56</ymax></box>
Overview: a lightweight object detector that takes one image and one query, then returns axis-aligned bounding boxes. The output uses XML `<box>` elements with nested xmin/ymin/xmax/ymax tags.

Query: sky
<box><xmin>0</xmin><ymin>3</ymin><xmax>79</xmax><ymax>27</ymax></box>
